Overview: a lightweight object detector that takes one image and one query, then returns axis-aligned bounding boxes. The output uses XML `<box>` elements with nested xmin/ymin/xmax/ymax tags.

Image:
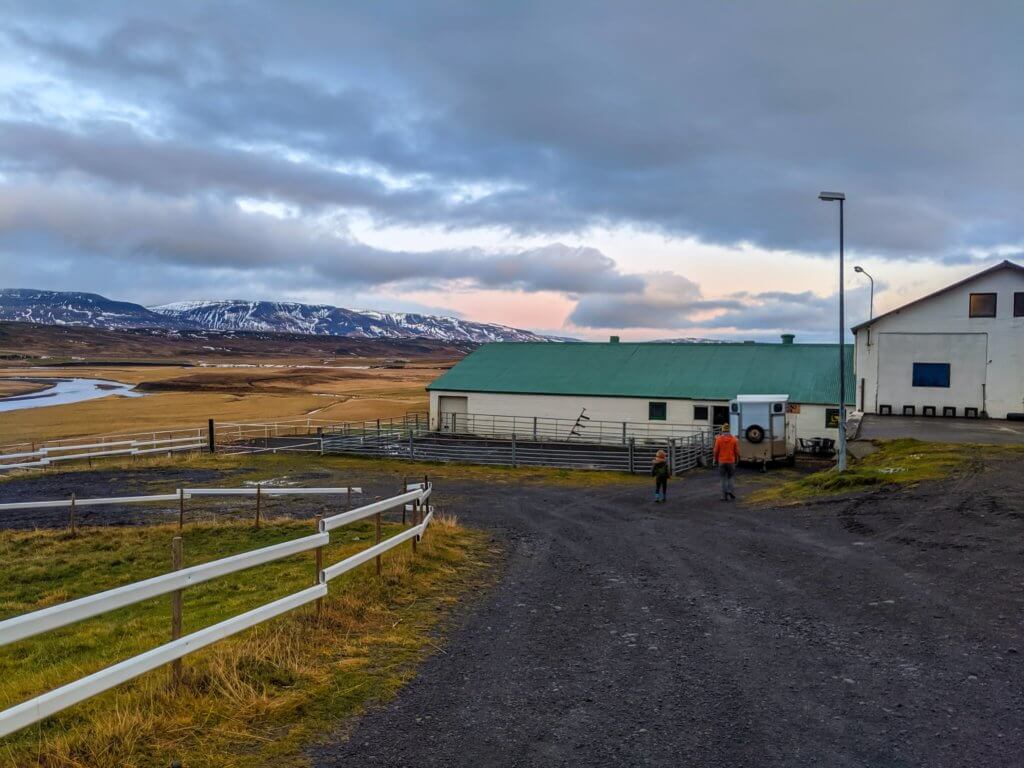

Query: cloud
<box><xmin>4</xmin><ymin>2</ymin><xmax>1024</xmax><ymax>257</ymax></box>
<box><xmin>569</xmin><ymin>273</ymin><xmax>740</xmax><ymax>328</ymax></box>
<box><xmin>0</xmin><ymin>182</ymin><xmax>641</xmax><ymax>295</ymax></box>
<box><xmin>569</xmin><ymin>275</ymin><xmax>872</xmax><ymax>337</ymax></box>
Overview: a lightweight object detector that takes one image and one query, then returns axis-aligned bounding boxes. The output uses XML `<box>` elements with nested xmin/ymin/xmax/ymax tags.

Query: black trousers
<box><xmin>656</xmin><ymin>477</ymin><xmax>667</xmax><ymax>496</ymax></box>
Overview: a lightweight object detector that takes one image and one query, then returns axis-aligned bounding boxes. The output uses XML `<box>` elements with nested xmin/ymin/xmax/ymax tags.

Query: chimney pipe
<box><xmin>781</xmin><ymin>334</ymin><xmax>795</xmax><ymax>345</ymax></box>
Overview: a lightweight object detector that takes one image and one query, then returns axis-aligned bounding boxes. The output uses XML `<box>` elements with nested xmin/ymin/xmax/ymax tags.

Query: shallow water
<box><xmin>0</xmin><ymin>378</ymin><xmax>143</xmax><ymax>412</ymax></box>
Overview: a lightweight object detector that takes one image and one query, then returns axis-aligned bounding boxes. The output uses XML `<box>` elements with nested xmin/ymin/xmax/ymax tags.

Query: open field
<box><xmin>0</xmin><ymin>321</ymin><xmax>465</xmax><ymax>445</ymax></box>
<box><xmin>2</xmin><ymin>447</ymin><xmax>1023</xmax><ymax>766</ymax></box>
<box><xmin>0</xmin><ymin>510</ymin><xmax>492</xmax><ymax>767</ymax></box>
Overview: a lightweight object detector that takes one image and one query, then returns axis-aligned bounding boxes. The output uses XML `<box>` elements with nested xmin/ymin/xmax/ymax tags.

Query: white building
<box><xmin>852</xmin><ymin>260</ymin><xmax>1024</xmax><ymax>419</ymax></box>
<box><xmin>427</xmin><ymin>337</ymin><xmax>853</xmax><ymax>443</ymax></box>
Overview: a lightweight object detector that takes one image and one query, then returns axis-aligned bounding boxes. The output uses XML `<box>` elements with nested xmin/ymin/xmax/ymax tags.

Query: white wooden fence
<box><xmin>0</xmin><ymin>483</ymin><xmax>433</xmax><ymax>737</ymax></box>
<box><xmin>0</xmin><ymin>427</ymin><xmax>208</xmax><ymax>471</ymax></box>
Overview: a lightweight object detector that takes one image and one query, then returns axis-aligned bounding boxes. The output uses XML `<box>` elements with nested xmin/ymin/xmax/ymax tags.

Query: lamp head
<box><xmin>818</xmin><ymin>191</ymin><xmax>846</xmax><ymax>201</ymax></box>
<box><xmin>854</xmin><ymin>265</ymin><xmax>864</xmax><ymax>273</ymax></box>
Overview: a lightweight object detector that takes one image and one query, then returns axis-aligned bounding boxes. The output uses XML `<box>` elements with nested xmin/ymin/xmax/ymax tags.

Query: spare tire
<box><xmin>745</xmin><ymin>424</ymin><xmax>765</xmax><ymax>444</ymax></box>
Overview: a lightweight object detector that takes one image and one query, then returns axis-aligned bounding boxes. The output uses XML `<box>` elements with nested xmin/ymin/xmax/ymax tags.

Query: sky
<box><xmin>0</xmin><ymin>1</ymin><xmax>1021</xmax><ymax>341</ymax></box>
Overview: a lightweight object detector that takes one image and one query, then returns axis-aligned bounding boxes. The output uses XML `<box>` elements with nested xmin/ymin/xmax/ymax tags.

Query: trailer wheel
<box><xmin>745</xmin><ymin>424</ymin><xmax>765</xmax><ymax>444</ymax></box>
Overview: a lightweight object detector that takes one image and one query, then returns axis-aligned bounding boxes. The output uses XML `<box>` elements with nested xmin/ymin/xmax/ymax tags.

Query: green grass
<box><xmin>752</xmin><ymin>438</ymin><xmax>1023</xmax><ymax>504</ymax></box>
<box><xmin>0</xmin><ymin>515</ymin><xmax>493</xmax><ymax>768</ymax></box>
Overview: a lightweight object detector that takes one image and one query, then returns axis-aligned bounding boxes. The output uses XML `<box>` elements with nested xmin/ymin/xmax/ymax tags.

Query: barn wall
<box><xmin>429</xmin><ymin>390</ymin><xmax>840</xmax><ymax>441</ymax></box>
<box><xmin>854</xmin><ymin>268</ymin><xmax>1024</xmax><ymax>418</ymax></box>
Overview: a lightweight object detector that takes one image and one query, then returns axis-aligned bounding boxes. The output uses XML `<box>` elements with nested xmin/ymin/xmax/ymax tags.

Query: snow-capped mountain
<box><xmin>0</xmin><ymin>290</ymin><xmax>552</xmax><ymax>342</ymax></box>
<box><xmin>0</xmin><ymin>289</ymin><xmax>186</xmax><ymax>330</ymax></box>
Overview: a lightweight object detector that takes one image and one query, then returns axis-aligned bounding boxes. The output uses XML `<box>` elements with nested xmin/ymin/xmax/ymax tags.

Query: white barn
<box><xmin>427</xmin><ymin>338</ymin><xmax>853</xmax><ymax>443</ymax></box>
<box><xmin>852</xmin><ymin>260</ymin><xmax>1024</xmax><ymax>419</ymax></box>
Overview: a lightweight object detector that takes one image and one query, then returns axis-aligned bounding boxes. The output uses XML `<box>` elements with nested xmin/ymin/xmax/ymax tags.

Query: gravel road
<box><xmin>309</xmin><ymin>460</ymin><xmax>1024</xmax><ymax>767</ymax></box>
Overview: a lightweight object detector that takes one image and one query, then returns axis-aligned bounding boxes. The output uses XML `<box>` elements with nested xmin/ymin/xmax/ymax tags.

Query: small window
<box><xmin>693</xmin><ymin>405</ymin><xmax>709</xmax><ymax>421</ymax></box>
<box><xmin>1015</xmin><ymin>292</ymin><xmax>1024</xmax><ymax>317</ymax></box>
<box><xmin>912</xmin><ymin>362</ymin><xmax>950</xmax><ymax>388</ymax></box>
<box><xmin>648</xmin><ymin>402</ymin><xmax>667</xmax><ymax>421</ymax></box>
<box><xmin>969</xmin><ymin>292</ymin><xmax>997</xmax><ymax>317</ymax></box>
<box><xmin>825</xmin><ymin>408</ymin><xmax>840</xmax><ymax>428</ymax></box>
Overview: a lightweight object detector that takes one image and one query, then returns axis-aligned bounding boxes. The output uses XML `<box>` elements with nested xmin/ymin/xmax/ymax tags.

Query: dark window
<box><xmin>1015</xmin><ymin>292</ymin><xmax>1024</xmax><ymax>317</ymax></box>
<box><xmin>693</xmin><ymin>405</ymin><xmax>709</xmax><ymax>421</ymax></box>
<box><xmin>912</xmin><ymin>362</ymin><xmax>951</xmax><ymax>388</ymax></box>
<box><xmin>825</xmin><ymin>408</ymin><xmax>840</xmax><ymax>428</ymax></box>
<box><xmin>969</xmin><ymin>292</ymin><xmax>997</xmax><ymax>317</ymax></box>
<box><xmin>648</xmin><ymin>402</ymin><xmax>667</xmax><ymax>421</ymax></box>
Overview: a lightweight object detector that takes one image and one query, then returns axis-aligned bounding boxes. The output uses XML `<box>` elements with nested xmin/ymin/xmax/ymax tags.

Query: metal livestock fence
<box><xmin>0</xmin><ymin>483</ymin><xmax>434</xmax><ymax>737</ymax></box>
<box><xmin>322</xmin><ymin>430</ymin><xmax>713</xmax><ymax>475</ymax></box>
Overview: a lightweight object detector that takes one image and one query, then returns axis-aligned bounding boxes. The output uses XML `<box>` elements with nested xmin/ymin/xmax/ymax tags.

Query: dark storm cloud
<box><xmin>4</xmin><ymin>1</ymin><xmax>1023</xmax><ymax>258</ymax></box>
<box><xmin>0</xmin><ymin>183</ymin><xmax>640</xmax><ymax>294</ymax></box>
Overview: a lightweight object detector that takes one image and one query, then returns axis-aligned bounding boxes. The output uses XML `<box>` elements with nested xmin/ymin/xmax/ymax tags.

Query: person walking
<box><xmin>651</xmin><ymin>449</ymin><xmax>669</xmax><ymax>503</ymax></box>
<box><xmin>714</xmin><ymin>423</ymin><xmax>740</xmax><ymax>501</ymax></box>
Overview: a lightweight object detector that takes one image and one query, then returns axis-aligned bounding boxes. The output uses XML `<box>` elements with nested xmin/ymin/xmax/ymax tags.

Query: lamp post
<box><xmin>819</xmin><ymin>191</ymin><xmax>847</xmax><ymax>472</ymax></box>
<box><xmin>854</xmin><ymin>265</ymin><xmax>874</xmax><ymax>320</ymax></box>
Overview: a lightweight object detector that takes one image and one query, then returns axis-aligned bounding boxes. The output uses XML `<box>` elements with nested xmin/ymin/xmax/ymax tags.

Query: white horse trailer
<box><xmin>729</xmin><ymin>394</ymin><xmax>794</xmax><ymax>467</ymax></box>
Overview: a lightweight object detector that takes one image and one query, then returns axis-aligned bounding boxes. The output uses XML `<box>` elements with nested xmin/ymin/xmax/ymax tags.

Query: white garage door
<box><xmin>438</xmin><ymin>395</ymin><xmax>469</xmax><ymax>432</ymax></box>
<box><xmin>876</xmin><ymin>333</ymin><xmax>987</xmax><ymax>414</ymax></box>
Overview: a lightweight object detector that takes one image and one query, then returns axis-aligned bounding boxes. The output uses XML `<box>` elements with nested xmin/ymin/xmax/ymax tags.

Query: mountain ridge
<box><xmin>0</xmin><ymin>289</ymin><xmax>555</xmax><ymax>343</ymax></box>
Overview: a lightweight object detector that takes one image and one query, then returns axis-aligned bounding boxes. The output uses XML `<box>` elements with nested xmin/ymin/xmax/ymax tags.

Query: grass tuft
<box><xmin>750</xmin><ymin>438</ymin><xmax>1014</xmax><ymax>504</ymax></box>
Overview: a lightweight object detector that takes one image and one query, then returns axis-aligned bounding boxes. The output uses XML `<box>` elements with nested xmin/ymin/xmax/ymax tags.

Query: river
<box><xmin>0</xmin><ymin>378</ymin><xmax>143</xmax><ymax>413</ymax></box>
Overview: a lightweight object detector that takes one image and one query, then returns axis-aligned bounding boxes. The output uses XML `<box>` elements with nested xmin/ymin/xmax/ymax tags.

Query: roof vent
<box><xmin>781</xmin><ymin>334</ymin><xmax>795</xmax><ymax>345</ymax></box>
<box><xmin>609</xmin><ymin>335</ymin><xmax>620</xmax><ymax>343</ymax></box>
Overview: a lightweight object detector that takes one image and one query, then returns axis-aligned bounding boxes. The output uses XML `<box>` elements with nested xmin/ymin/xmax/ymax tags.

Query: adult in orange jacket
<box><xmin>713</xmin><ymin>423</ymin><xmax>740</xmax><ymax>501</ymax></box>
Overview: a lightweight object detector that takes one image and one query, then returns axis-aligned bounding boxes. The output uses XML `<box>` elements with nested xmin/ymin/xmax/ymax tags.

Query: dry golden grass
<box><xmin>0</xmin><ymin>514</ymin><xmax>491</xmax><ymax>767</ymax></box>
<box><xmin>0</xmin><ymin>363</ymin><xmax>434</xmax><ymax>445</ymax></box>
<box><xmin>0</xmin><ymin>379</ymin><xmax>50</xmax><ymax>398</ymax></box>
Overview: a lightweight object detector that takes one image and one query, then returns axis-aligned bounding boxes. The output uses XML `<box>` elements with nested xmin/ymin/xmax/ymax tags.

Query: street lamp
<box><xmin>818</xmin><ymin>191</ymin><xmax>847</xmax><ymax>472</ymax></box>
<box><xmin>854</xmin><ymin>265</ymin><xmax>874</xmax><ymax>320</ymax></box>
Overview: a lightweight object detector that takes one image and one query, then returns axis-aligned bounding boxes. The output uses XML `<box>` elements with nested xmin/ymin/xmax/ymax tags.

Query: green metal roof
<box><xmin>428</xmin><ymin>342</ymin><xmax>855</xmax><ymax>405</ymax></box>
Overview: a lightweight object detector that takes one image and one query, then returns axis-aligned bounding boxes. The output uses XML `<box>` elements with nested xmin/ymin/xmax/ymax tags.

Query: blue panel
<box><xmin>912</xmin><ymin>363</ymin><xmax>950</xmax><ymax>388</ymax></box>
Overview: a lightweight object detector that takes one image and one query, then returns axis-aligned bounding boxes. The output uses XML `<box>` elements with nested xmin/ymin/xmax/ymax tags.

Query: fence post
<box><xmin>178</xmin><ymin>488</ymin><xmax>185</xmax><ymax>530</ymax></box>
<box><xmin>409</xmin><ymin>433</ymin><xmax>414</xmax><ymax>459</ymax></box>
<box><xmin>208</xmin><ymin>419</ymin><xmax>216</xmax><ymax>453</ymax></box>
<box><xmin>411</xmin><ymin>499</ymin><xmax>418</xmax><ymax>555</ymax></box>
<box><xmin>402</xmin><ymin>478</ymin><xmax>408</xmax><ymax>525</ymax></box>
<box><xmin>346</xmin><ymin>486</ymin><xmax>352</xmax><ymax>511</ymax></box>
<box><xmin>170</xmin><ymin>536</ymin><xmax>183</xmax><ymax>687</ymax></box>
<box><xmin>255</xmin><ymin>485</ymin><xmax>262</xmax><ymax>529</ymax></box>
<box><xmin>622</xmin><ymin>422</ymin><xmax>627</xmax><ymax>444</ymax></box>
<box><xmin>628</xmin><ymin>438</ymin><xmax>635</xmax><ymax>474</ymax></box>
<box><xmin>69</xmin><ymin>492</ymin><xmax>77</xmax><ymax>536</ymax></box>
<box><xmin>668</xmin><ymin>439</ymin><xmax>675</xmax><ymax>474</ymax></box>
<box><xmin>511</xmin><ymin>433</ymin><xmax>517</xmax><ymax>467</ymax></box>
<box><xmin>375</xmin><ymin>512</ymin><xmax>382</xmax><ymax>576</ymax></box>
<box><xmin>314</xmin><ymin>516</ymin><xmax>324</xmax><ymax>618</ymax></box>
<box><xmin>376</xmin><ymin>419</ymin><xmax>381</xmax><ymax>437</ymax></box>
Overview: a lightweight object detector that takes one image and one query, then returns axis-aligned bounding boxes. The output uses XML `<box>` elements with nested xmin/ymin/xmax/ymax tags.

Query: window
<box><xmin>648</xmin><ymin>402</ymin><xmax>667</xmax><ymax>421</ymax></box>
<box><xmin>912</xmin><ymin>362</ymin><xmax>951</xmax><ymax>388</ymax></box>
<box><xmin>693</xmin><ymin>405</ymin><xmax>709</xmax><ymax>421</ymax></box>
<box><xmin>825</xmin><ymin>408</ymin><xmax>840</xmax><ymax>428</ymax></box>
<box><xmin>1015</xmin><ymin>292</ymin><xmax>1024</xmax><ymax>317</ymax></box>
<box><xmin>969</xmin><ymin>292</ymin><xmax>997</xmax><ymax>317</ymax></box>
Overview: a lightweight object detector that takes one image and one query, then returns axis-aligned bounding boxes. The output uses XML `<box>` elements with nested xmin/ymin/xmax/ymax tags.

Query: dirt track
<box><xmin>308</xmin><ymin>460</ymin><xmax>1023</xmax><ymax>767</ymax></box>
<box><xmin>2</xmin><ymin>459</ymin><xmax>1022</xmax><ymax>766</ymax></box>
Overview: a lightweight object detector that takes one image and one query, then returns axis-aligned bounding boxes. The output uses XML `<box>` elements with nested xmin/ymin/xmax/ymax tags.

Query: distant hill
<box><xmin>151</xmin><ymin>299</ymin><xmax>548</xmax><ymax>343</ymax></box>
<box><xmin>0</xmin><ymin>289</ymin><xmax>185</xmax><ymax>330</ymax></box>
<box><xmin>0</xmin><ymin>290</ymin><xmax>553</xmax><ymax>343</ymax></box>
